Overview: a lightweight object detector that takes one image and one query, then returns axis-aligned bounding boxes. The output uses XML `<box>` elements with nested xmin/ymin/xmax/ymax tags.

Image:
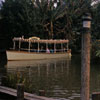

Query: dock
<box><xmin>0</xmin><ymin>86</ymin><xmax>56</xmax><ymax>100</ymax></box>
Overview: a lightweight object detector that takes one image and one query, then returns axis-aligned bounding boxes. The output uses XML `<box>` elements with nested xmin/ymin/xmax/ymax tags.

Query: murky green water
<box><xmin>0</xmin><ymin>55</ymin><xmax>100</xmax><ymax>100</ymax></box>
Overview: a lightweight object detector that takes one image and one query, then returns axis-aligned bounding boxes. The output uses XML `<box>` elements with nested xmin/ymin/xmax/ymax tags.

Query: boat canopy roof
<box><xmin>13</xmin><ymin>37</ymin><xmax>69</xmax><ymax>44</ymax></box>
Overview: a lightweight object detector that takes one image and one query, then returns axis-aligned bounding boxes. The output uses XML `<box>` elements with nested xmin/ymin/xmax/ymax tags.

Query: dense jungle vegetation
<box><xmin>0</xmin><ymin>0</ymin><xmax>100</xmax><ymax>62</ymax></box>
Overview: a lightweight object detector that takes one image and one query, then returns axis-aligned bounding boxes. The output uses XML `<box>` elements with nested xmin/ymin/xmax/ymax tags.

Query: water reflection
<box><xmin>90</xmin><ymin>64</ymin><xmax>100</xmax><ymax>94</ymax></box>
<box><xmin>6</xmin><ymin>57</ymin><xmax>81</xmax><ymax>100</ymax></box>
<box><xmin>1</xmin><ymin>54</ymin><xmax>100</xmax><ymax>100</ymax></box>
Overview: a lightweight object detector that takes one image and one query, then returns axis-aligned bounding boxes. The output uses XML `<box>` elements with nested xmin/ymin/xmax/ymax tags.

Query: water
<box><xmin>0</xmin><ymin>55</ymin><xmax>100</xmax><ymax>100</ymax></box>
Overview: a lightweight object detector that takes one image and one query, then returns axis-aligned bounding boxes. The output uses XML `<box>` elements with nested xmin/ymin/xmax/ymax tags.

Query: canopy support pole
<box><xmin>61</xmin><ymin>43</ymin><xmax>63</xmax><ymax>52</ymax></box>
<box><xmin>46</xmin><ymin>43</ymin><xmax>48</xmax><ymax>50</ymax></box>
<box><xmin>19</xmin><ymin>40</ymin><xmax>21</xmax><ymax>51</ymax></box>
<box><xmin>67</xmin><ymin>42</ymin><xmax>69</xmax><ymax>51</ymax></box>
<box><xmin>54</xmin><ymin>43</ymin><xmax>56</xmax><ymax>53</ymax></box>
<box><xmin>13</xmin><ymin>41</ymin><xmax>16</xmax><ymax>50</ymax></box>
<box><xmin>28</xmin><ymin>41</ymin><xmax>31</xmax><ymax>52</ymax></box>
<box><xmin>38</xmin><ymin>42</ymin><xmax>40</xmax><ymax>53</ymax></box>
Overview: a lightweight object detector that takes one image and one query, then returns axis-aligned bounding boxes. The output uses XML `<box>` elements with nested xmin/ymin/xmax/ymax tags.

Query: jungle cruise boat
<box><xmin>7</xmin><ymin>37</ymin><xmax>71</xmax><ymax>61</ymax></box>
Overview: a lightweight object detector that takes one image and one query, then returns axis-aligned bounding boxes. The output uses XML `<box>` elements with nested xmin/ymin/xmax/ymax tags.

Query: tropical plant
<box><xmin>32</xmin><ymin>0</ymin><xmax>67</xmax><ymax>39</ymax></box>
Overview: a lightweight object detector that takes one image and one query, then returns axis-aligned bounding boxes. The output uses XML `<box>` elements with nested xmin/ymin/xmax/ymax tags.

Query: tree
<box><xmin>33</xmin><ymin>0</ymin><xmax>67</xmax><ymax>39</ymax></box>
<box><xmin>1</xmin><ymin>0</ymin><xmax>38</xmax><ymax>37</ymax></box>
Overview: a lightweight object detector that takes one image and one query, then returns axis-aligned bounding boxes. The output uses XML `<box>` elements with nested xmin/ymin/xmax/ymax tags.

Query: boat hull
<box><xmin>7</xmin><ymin>51</ymin><xmax>71</xmax><ymax>61</ymax></box>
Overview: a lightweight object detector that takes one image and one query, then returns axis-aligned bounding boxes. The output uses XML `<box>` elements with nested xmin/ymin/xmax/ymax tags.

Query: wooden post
<box><xmin>17</xmin><ymin>84</ymin><xmax>24</xmax><ymax>100</ymax></box>
<box><xmin>81</xmin><ymin>13</ymin><xmax>91</xmax><ymax>100</ymax></box>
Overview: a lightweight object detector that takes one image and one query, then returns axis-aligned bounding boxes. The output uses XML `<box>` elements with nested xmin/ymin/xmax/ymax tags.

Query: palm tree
<box><xmin>34</xmin><ymin>0</ymin><xmax>66</xmax><ymax>39</ymax></box>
